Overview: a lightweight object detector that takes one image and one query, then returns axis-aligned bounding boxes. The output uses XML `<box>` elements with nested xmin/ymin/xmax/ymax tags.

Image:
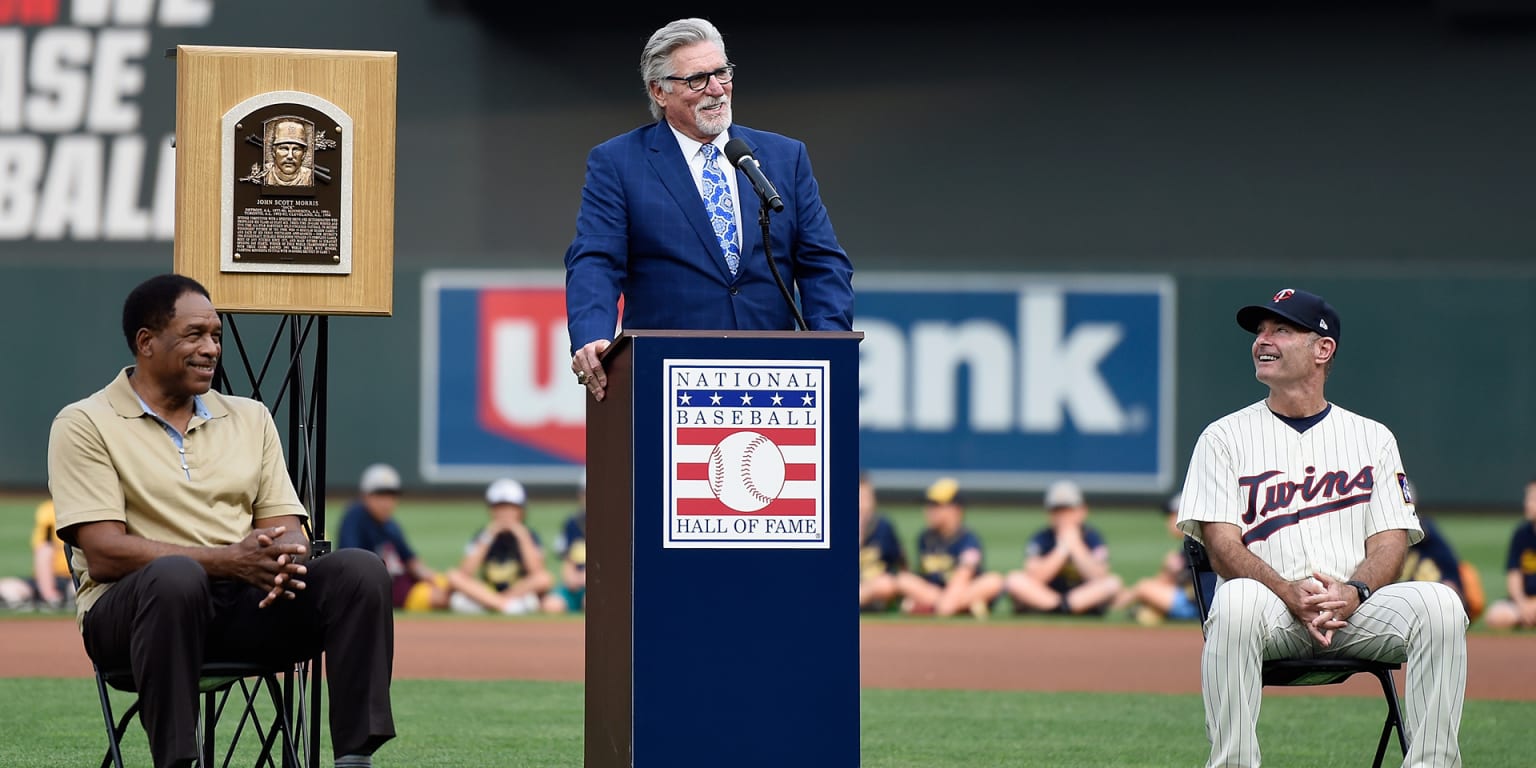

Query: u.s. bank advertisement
<box><xmin>420</xmin><ymin>270</ymin><xmax>586</xmax><ymax>484</ymax></box>
<box><xmin>421</xmin><ymin>270</ymin><xmax>1171</xmax><ymax>496</ymax></box>
<box><xmin>854</xmin><ymin>273</ymin><xmax>1174</xmax><ymax>492</ymax></box>
<box><xmin>663</xmin><ymin>359</ymin><xmax>830</xmax><ymax>550</ymax></box>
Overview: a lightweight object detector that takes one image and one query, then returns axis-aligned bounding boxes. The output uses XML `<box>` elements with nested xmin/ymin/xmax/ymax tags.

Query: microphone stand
<box><xmin>758</xmin><ymin>199</ymin><xmax>807</xmax><ymax>331</ymax></box>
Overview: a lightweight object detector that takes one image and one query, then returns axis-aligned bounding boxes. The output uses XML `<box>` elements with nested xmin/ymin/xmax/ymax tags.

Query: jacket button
<box><xmin>729</xmin><ymin>287</ymin><xmax>739</xmax><ymax>295</ymax></box>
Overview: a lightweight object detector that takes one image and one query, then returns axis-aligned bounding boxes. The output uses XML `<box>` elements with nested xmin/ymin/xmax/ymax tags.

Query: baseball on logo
<box><xmin>708</xmin><ymin>431</ymin><xmax>786</xmax><ymax>512</ymax></box>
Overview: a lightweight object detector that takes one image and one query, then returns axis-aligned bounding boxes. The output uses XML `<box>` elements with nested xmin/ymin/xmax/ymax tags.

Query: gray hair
<box><xmin>640</xmin><ymin>17</ymin><xmax>727</xmax><ymax>122</ymax></box>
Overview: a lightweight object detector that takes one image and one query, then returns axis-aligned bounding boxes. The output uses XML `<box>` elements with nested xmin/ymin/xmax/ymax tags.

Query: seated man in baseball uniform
<box><xmin>1003</xmin><ymin>479</ymin><xmax>1123</xmax><ymax>616</ymax></box>
<box><xmin>891</xmin><ymin>478</ymin><xmax>1003</xmax><ymax>618</ymax></box>
<box><xmin>1484</xmin><ymin>476</ymin><xmax>1536</xmax><ymax>630</ymax></box>
<box><xmin>1177</xmin><ymin>287</ymin><xmax>1466</xmax><ymax>768</ymax></box>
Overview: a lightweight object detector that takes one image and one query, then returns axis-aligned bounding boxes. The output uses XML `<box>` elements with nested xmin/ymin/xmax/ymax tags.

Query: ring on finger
<box><xmin>576</xmin><ymin>371</ymin><xmax>589</xmax><ymax>384</ymax></box>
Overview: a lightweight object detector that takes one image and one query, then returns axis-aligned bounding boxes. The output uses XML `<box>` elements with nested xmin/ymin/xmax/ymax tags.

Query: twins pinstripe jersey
<box><xmin>1176</xmin><ymin>400</ymin><xmax>1422</xmax><ymax>578</ymax></box>
<box><xmin>1178</xmin><ymin>399</ymin><xmax>1466</xmax><ymax>768</ymax></box>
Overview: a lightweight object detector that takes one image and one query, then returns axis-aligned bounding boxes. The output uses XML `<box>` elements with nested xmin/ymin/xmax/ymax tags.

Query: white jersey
<box><xmin>1176</xmin><ymin>399</ymin><xmax>1422</xmax><ymax>582</ymax></box>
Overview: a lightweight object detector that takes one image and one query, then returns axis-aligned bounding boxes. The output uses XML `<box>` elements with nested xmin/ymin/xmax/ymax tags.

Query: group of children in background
<box><xmin>858</xmin><ymin>473</ymin><xmax>1524</xmax><ymax>626</ymax></box>
<box><xmin>857</xmin><ymin>474</ymin><xmax>1132</xmax><ymax>620</ymax></box>
<box><xmin>325</xmin><ymin>463</ymin><xmax>587</xmax><ymax>616</ymax></box>
<box><xmin>6</xmin><ymin>472</ymin><xmax>1536</xmax><ymax>630</ymax></box>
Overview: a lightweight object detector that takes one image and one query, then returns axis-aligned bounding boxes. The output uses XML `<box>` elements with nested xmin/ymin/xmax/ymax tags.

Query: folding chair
<box><xmin>65</xmin><ymin>543</ymin><xmax>313</xmax><ymax>768</ymax></box>
<box><xmin>90</xmin><ymin>660</ymin><xmax>308</xmax><ymax>768</ymax></box>
<box><xmin>1182</xmin><ymin>536</ymin><xmax>1407</xmax><ymax>768</ymax></box>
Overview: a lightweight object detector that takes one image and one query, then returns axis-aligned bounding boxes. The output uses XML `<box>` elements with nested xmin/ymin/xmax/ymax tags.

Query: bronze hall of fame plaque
<box><xmin>220</xmin><ymin>92</ymin><xmax>354</xmax><ymax>275</ymax></box>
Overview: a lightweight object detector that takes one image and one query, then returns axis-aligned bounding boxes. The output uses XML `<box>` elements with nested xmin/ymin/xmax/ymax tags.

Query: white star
<box><xmin>740</xmin><ymin>392</ymin><xmax>753</xmax><ymax>405</ymax></box>
<box><xmin>771</xmin><ymin>393</ymin><xmax>784</xmax><ymax>405</ymax></box>
<box><xmin>679</xmin><ymin>393</ymin><xmax>692</xmax><ymax>405</ymax></box>
<box><xmin>801</xmin><ymin>393</ymin><xmax>814</xmax><ymax>405</ymax></box>
<box><xmin>710</xmin><ymin>392</ymin><xmax>723</xmax><ymax>405</ymax></box>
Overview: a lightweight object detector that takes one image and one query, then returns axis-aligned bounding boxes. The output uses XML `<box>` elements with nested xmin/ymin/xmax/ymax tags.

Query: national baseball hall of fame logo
<box><xmin>664</xmin><ymin>359</ymin><xmax>830</xmax><ymax>549</ymax></box>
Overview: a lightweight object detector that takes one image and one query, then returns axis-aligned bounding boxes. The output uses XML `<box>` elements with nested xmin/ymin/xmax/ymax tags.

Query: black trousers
<box><xmin>82</xmin><ymin>548</ymin><xmax>395</xmax><ymax>768</ymax></box>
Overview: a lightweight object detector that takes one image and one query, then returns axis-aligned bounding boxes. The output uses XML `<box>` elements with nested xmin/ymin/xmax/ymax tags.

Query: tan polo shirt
<box><xmin>47</xmin><ymin>367</ymin><xmax>307</xmax><ymax>620</ymax></box>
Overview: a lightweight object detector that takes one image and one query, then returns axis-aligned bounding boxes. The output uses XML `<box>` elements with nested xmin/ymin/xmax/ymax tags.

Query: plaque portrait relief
<box><xmin>221</xmin><ymin>91</ymin><xmax>354</xmax><ymax>275</ymax></box>
<box><xmin>247</xmin><ymin>117</ymin><xmax>317</xmax><ymax>187</ymax></box>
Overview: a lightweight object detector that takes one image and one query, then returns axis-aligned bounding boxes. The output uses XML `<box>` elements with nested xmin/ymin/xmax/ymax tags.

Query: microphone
<box><xmin>723</xmin><ymin>138</ymin><xmax>784</xmax><ymax>213</ymax></box>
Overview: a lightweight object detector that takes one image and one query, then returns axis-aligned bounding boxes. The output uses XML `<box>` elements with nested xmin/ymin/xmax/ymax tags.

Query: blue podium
<box><xmin>584</xmin><ymin>330</ymin><xmax>862</xmax><ymax>768</ymax></box>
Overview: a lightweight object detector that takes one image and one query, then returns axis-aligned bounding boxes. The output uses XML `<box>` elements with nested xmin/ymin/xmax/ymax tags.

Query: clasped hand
<box><xmin>232</xmin><ymin>525</ymin><xmax>308</xmax><ymax>608</ymax></box>
<box><xmin>1292</xmin><ymin>571</ymin><xmax>1353</xmax><ymax>646</ymax></box>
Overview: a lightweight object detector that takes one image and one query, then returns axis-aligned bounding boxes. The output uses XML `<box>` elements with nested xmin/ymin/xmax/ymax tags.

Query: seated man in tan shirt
<box><xmin>48</xmin><ymin>273</ymin><xmax>396</xmax><ymax>768</ymax></box>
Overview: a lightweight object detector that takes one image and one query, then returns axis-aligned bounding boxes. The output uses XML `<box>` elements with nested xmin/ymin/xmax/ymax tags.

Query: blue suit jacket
<box><xmin>564</xmin><ymin>122</ymin><xmax>854</xmax><ymax>352</ymax></box>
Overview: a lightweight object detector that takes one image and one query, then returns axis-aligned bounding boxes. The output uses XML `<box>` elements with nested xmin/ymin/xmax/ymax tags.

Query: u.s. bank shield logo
<box><xmin>664</xmin><ymin>359</ymin><xmax>830</xmax><ymax>549</ymax></box>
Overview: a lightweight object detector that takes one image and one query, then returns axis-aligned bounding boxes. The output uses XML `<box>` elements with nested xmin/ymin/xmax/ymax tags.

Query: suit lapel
<box><xmin>645</xmin><ymin>123</ymin><xmax>736</xmax><ymax>282</ymax></box>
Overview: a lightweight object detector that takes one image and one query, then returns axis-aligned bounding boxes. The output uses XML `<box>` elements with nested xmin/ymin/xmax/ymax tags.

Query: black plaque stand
<box><xmin>212</xmin><ymin>311</ymin><xmax>329</xmax><ymax>768</ymax></box>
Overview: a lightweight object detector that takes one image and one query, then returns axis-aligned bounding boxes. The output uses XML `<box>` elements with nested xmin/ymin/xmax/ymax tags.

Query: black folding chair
<box><xmin>65</xmin><ymin>543</ymin><xmax>312</xmax><ymax>768</ymax></box>
<box><xmin>91</xmin><ymin>661</ymin><xmax>307</xmax><ymax>768</ymax></box>
<box><xmin>1183</xmin><ymin>536</ymin><xmax>1408</xmax><ymax>768</ymax></box>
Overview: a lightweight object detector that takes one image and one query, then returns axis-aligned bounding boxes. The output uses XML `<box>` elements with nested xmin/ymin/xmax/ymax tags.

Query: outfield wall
<box><xmin>4</xmin><ymin>265</ymin><xmax>1529</xmax><ymax>508</ymax></box>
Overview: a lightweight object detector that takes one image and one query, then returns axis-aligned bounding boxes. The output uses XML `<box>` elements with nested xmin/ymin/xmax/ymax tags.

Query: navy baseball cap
<box><xmin>1236</xmin><ymin>288</ymin><xmax>1341</xmax><ymax>343</ymax></box>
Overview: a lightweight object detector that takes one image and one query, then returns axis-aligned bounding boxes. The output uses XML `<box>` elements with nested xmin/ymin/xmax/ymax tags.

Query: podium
<box><xmin>585</xmin><ymin>330</ymin><xmax>862</xmax><ymax>768</ymax></box>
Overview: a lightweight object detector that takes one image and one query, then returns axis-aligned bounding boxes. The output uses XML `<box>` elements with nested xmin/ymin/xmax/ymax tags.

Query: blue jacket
<box><xmin>564</xmin><ymin>122</ymin><xmax>854</xmax><ymax>352</ymax></box>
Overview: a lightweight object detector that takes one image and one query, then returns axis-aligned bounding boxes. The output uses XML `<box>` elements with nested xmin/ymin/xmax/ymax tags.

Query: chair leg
<box><xmin>306</xmin><ymin>658</ymin><xmax>324</xmax><ymax>768</ymax></box>
<box><xmin>92</xmin><ymin>669</ymin><xmax>127</xmax><ymax>768</ymax></box>
<box><xmin>208</xmin><ymin>681</ymin><xmax>259</xmax><ymax>768</ymax></box>
<box><xmin>1371</xmin><ymin>668</ymin><xmax>1409</xmax><ymax>768</ymax></box>
<box><xmin>233</xmin><ymin>679</ymin><xmax>270</xmax><ymax>767</ymax></box>
<box><xmin>282</xmin><ymin>669</ymin><xmax>302</xmax><ymax>768</ymax></box>
<box><xmin>202</xmin><ymin>686</ymin><xmax>216</xmax><ymax>768</ymax></box>
<box><xmin>110</xmin><ymin>701</ymin><xmax>139</xmax><ymax>768</ymax></box>
<box><xmin>256</xmin><ymin>672</ymin><xmax>302</xmax><ymax>768</ymax></box>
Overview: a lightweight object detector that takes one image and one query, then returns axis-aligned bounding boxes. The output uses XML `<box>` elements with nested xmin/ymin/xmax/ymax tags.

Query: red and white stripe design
<box><xmin>673</xmin><ymin>427</ymin><xmax>820</xmax><ymax>516</ymax></box>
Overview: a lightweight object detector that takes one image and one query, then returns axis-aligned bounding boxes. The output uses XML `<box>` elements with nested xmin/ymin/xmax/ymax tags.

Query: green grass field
<box><xmin>0</xmin><ymin>678</ymin><xmax>1531</xmax><ymax>767</ymax></box>
<box><xmin>1</xmin><ymin>494</ymin><xmax>1529</xmax><ymax>766</ymax></box>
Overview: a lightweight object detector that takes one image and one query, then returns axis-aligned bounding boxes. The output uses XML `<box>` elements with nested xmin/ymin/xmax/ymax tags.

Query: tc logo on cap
<box><xmin>1236</xmin><ymin>288</ymin><xmax>1341</xmax><ymax>342</ymax></box>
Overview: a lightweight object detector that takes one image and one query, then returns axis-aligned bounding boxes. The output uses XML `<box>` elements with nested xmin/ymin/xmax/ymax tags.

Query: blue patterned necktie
<box><xmin>698</xmin><ymin>143</ymin><xmax>740</xmax><ymax>275</ymax></box>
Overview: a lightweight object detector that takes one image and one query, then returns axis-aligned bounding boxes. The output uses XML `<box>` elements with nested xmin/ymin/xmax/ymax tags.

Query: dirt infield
<box><xmin>4</xmin><ymin>617</ymin><xmax>1531</xmax><ymax>700</ymax></box>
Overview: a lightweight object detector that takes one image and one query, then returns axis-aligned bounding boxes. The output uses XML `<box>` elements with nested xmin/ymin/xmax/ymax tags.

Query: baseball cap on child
<box><xmin>359</xmin><ymin>463</ymin><xmax>401</xmax><ymax>495</ymax></box>
<box><xmin>486</xmin><ymin>478</ymin><xmax>527</xmax><ymax>506</ymax></box>
<box><xmin>923</xmin><ymin>477</ymin><xmax>964</xmax><ymax>506</ymax></box>
<box><xmin>1044</xmin><ymin>479</ymin><xmax>1084</xmax><ymax>510</ymax></box>
<box><xmin>1236</xmin><ymin>288</ymin><xmax>1341</xmax><ymax>343</ymax></box>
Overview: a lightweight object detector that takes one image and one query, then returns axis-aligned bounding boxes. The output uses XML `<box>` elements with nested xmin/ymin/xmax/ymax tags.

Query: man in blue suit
<box><xmin>565</xmin><ymin>17</ymin><xmax>855</xmax><ymax>401</ymax></box>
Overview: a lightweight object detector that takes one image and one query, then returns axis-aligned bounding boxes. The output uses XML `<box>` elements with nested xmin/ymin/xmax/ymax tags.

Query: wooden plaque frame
<box><xmin>174</xmin><ymin>45</ymin><xmax>397</xmax><ymax>316</ymax></box>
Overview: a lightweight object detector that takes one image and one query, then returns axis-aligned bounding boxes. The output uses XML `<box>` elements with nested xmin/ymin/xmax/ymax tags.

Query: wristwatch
<box><xmin>1345</xmin><ymin>579</ymin><xmax>1372</xmax><ymax>604</ymax></box>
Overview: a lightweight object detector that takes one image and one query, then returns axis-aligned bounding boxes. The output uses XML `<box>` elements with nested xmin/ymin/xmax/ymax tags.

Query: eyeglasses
<box><xmin>664</xmin><ymin>64</ymin><xmax>735</xmax><ymax>92</ymax></box>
